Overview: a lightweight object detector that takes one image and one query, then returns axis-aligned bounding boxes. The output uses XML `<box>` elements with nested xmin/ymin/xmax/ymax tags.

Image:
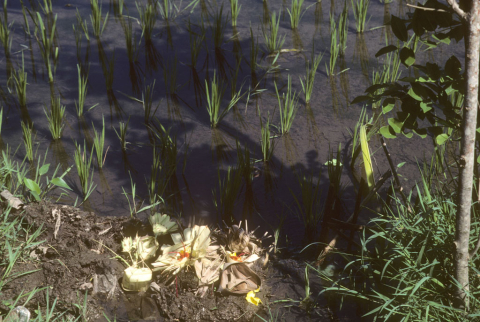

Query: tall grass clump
<box><xmin>262</xmin><ymin>11</ymin><xmax>286</xmax><ymax>54</ymax></box>
<box><xmin>36</xmin><ymin>13</ymin><xmax>58</xmax><ymax>83</ymax></box>
<box><xmin>287</xmin><ymin>0</ymin><xmax>305</xmax><ymax>30</ymax></box>
<box><xmin>274</xmin><ymin>76</ymin><xmax>299</xmax><ymax>135</ymax></box>
<box><xmin>92</xmin><ymin>116</ymin><xmax>106</xmax><ymax>168</ymax></box>
<box><xmin>316</xmin><ymin>174</ymin><xmax>480</xmax><ymax>320</ymax></box>
<box><xmin>21</xmin><ymin>121</ymin><xmax>34</xmax><ymax>162</ymax></box>
<box><xmin>230</xmin><ymin>0</ymin><xmax>241</xmax><ymax>27</ymax></box>
<box><xmin>74</xmin><ymin>141</ymin><xmax>96</xmax><ymax>200</ymax></box>
<box><xmin>44</xmin><ymin>97</ymin><xmax>65</xmax><ymax>140</ymax></box>
<box><xmin>205</xmin><ymin>71</ymin><xmax>242</xmax><ymax>128</ymax></box>
<box><xmin>352</xmin><ymin>0</ymin><xmax>369</xmax><ymax>33</ymax></box>
<box><xmin>90</xmin><ymin>0</ymin><xmax>109</xmax><ymax>37</ymax></box>
<box><xmin>300</xmin><ymin>46</ymin><xmax>323</xmax><ymax>103</ymax></box>
<box><xmin>10</xmin><ymin>53</ymin><xmax>28</xmax><ymax>108</ymax></box>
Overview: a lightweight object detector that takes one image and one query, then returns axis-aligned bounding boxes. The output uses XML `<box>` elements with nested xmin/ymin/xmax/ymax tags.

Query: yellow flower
<box><xmin>245</xmin><ymin>287</ymin><xmax>262</xmax><ymax>306</ymax></box>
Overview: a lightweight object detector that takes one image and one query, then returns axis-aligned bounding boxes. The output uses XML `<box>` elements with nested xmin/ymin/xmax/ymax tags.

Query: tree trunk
<box><xmin>450</xmin><ymin>0</ymin><xmax>480</xmax><ymax>308</ymax></box>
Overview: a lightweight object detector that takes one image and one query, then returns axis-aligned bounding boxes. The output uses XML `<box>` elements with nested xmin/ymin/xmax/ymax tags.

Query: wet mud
<box><xmin>0</xmin><ymin>200</ymin><xmax>359</xmax><ymax>321</ymax></box>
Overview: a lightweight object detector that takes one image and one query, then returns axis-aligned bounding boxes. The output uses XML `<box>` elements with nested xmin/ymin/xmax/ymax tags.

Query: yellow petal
<box><xmin>246</xmin><ymin>290</ymin><xmax>262</xmax><ymax>306</ymax></box>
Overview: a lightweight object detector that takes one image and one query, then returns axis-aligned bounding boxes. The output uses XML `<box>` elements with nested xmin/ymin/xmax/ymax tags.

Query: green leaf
<box><xmin>397</xmin><ymin>162</ymin><xmax>406</xmax><ymax>168</ymax></box>
<box><xmin>382</xmin><ymin>98</ymin><xmax>395</xmax><ymax>114</ymax></box>
<box><xmin>388</xmin><ymin>118</ymin><xmax>403</xmax><ymax>133</ymax></box>
<box><xmin>51</xmin><ymin>177</ymin><xmax>72</xmax><ymax>190</ymax></box>
<box><xmin>435</xmin><ymin>133</ymin><xmax>449</xmax><ymax>145</ymax></box>
<box><xmin>399</xmin><ymin>47</ymin><xmax>415</xmax><ymax>67</ymax></box>
<box><xmin>30</xmin><ymin>191</ymin><xmax>40</xmax><ymax>201</ymax></box>
<box><xmin>24</xmin><ymin>178</ymin><xmax>41</xmax><ymax>195</ymax></box>
<box><xmin>413</xmin><ymin>128</ymin><xmax>428</xmax><ymax>138</ymax></box>
<box><xmin>375</xmin><ymin>45</ymin><xmax>398</xmax><ymax>58</ymax></box>
<box><xmin>39</xmin><ymin>164</ymin><xmax>50</xmax><ymax>176</ymax></box>
<box><xmin>420</xmin><ymin>102</ymin><xmax>432</xmax><ymax>113</ymax></box>
<box><xmin>391</xmin><ymin>15</ymin><xmax>408</xmax><ymax>42</ymax></box>
<box><xmin>380</xmin><ymin>125</ymin><xmax>396</xmax><ymax>139</ymax></box>
<box><xmin>403</xmin><ymin>131</ymin><xmax>413</xmax><ymax>138</ymax></box>
<box><xmin>407</xmin><ymin>87</ymin><xmax>423</xmax><ymax>101</ymax></box>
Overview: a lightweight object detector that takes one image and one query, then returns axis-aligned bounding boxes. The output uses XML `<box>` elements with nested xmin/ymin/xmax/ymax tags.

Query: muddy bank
<box><xmin>0</xmin><ymin>200</ymin><xmax>358</xmax><ymax>321</ymax></box>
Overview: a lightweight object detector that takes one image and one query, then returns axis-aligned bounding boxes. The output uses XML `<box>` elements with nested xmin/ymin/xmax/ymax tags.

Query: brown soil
<box><xmin>0</xmin><ymin>200</ymin><xmax>357</xmax><ymax>321</ymax></box>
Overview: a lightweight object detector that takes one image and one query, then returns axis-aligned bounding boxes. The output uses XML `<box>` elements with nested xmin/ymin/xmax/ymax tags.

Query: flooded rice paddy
<box><xmin>0</xmin><ymin>0</ymin><xmax>462</xmax><ymax>246</ymax></box>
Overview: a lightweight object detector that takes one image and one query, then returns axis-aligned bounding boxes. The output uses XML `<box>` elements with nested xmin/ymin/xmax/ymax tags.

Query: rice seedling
<box><xmin>158</xmin><ymin>0</ymin><xmax>180</xmax><ymax>21</ymax></box>
<box><xmin>262</xmin><ymin>11</ymin><xmax>286</xmax><ymax>54</ymax></box>
<box><xmin>103</xmin><ymin>50</ymin><xmax>115</xmax><ymax>91</ymax></box>
<box><xmin>92</xmin><ymin>116</ymin><xmax>106</xmax><ymax>168</ymax></box>
<box><xmin>74</xmin><ymin>141</ymin><xmax>96</xmax><ymax>200</ymax></box>
<box><xmin>212</xmin><ymin>4</ymin><xmax>228</xmax><ymax>50</ymax></box>
<box><xmin>205</xmin><ymin>71</ymin><xmax>243</xmax><ymax>128</ymax></box>
<box><xmin>90</xmin><ymin>0</ymin><xmax>109</xmax><ymax>37</ymax></box>
<box><xmin>163</xmin><ymin>54</ymin><xmax>179</xmax><ymax>96</ymax></box>
<box><xmin>75</xmin><ymin>65</ymin><xmax>98</xmax><ymax>117</ymax></box>
<box><xmin>35</xmin><ymin>12</ymin><xmax>58</xmax><ymax>83</ymax></box>
<box><xmin>44</xmin><ymin>96</ymin><xmax>65</xmax><ymax>140</ymax></box>
<box><xmin>21</xmin><ymin>121</ymin><xmax>34</xmax><ymax>162</ymax></box>
<box><xmin>300</xmin><ymin>45</ymin><xmax>323</xmax><ymax>103</ymax></box>
<box><xmin>230</xmin><ymin>0</ymin><xmax>241</xmax><ymax>27</ymax></box>
<box><xmin>112</xmin><ymin>0</ymin><xmax>124</xmax><ymax>18</ymax></box>
<box><xmin>20</xmin><ymin>1</ymin><xmax>30</xmax><ymax>36</ymax></box>
<box><xmin>148</xmin><ymin>146</ymin><xmax>163</xmax><ymax>205</ymax></box>
<box><xmin>289</xmin><ymin>169</ymin><xmax>324</xmax><ymax>243</ymax></box>
<box><xmin>10</xmin><ymin>53</ymin><xmax>28</xmax><ymax>108</ymax></box>
<box><xmin>137</xmin><ymin>1</ymin><xmax>157</xmax><ymax>45</ymax></box>
<box><xmin>121</xmin><ymin>17</ymin><xmax>140</xmax><ymax>64</ymax></box>
<box><xmin>0</xmin><ymin>107</ymin><xmax>3</xmax><ymax>135</ymax></box>
<box><xmin>287</xmin><ymin>0</ymin><xmax>305</xmax><ymax>30</ymax></box>
<box><xmin>339</xmin><ymin>1</ymin><xmax>349</xmax><ymax>55</ymax></box>
<box><xmin>146</xmin><ymin>123</ymin><xmax>177</xmax><ymax>205</ymax></box>
<box><xmin>326</xmin><ymin>12</ymin><xmax>339</xmax><ymax>76</ymax></box>
<box><xmin>0</xmin><ymin>0</ymin><xmax>11</xmax><ymax>56</ymax></box>
<box><xmin>274</xmin><ymin>76</ymin><xmax>299</xmax><ymax>135</ymax></box>
<box><xmin>75</xmin><ymin>9</ymin><xmax>90</xmax><ymax>41</ymax></box>
<box><xmin>260</xmin><ymin>113</ymin><xmax>275</xmax><ymax>163</ymax></box>
<box><xmin>114</xmin><ymin>118</ymin><xmax>130</xmax><ymax>151</ymax></box>
<box><xmin>142</xmin><ymin>80</ymin><xmax>159</xmax><ymax>124</ymax></box>
<box><xmin>188</xmin><ymin>24</ymin><xmax>204</xmax><ymax>68</ymax></box>
<box><xmin>212</xmin><ymin>166</ymin><xmax>243</xmax><ymax>224</ymax></box>
<box><xmin>352</xmin><ymin>0</ymin><xmax>369</xmax><ymax>33</ymax></box>
<box><xmin>38</xmin><ymin>0</ymin><xmax>53</xmax><ymax>15</ymax></box>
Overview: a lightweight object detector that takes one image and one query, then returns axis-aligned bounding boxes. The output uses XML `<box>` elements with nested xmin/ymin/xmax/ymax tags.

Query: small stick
<box><xmin>406</xmin><ymin>4</ymin><xmax>448</xmax><ymax>12</ymax></box>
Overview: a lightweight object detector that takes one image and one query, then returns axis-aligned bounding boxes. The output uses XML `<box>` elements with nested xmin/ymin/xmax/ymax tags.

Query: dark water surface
<box><xmin>0</xmin><ymin>0</ymin><xmax>462</xmax><ymax>246</ymax></box>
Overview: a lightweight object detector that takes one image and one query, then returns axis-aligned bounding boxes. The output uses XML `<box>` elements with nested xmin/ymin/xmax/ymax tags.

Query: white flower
<box><xmin>152</xmin><ymin>225</ymin><xmax>211</xmax><ymax>275</ymax></box>
<box><xmin>136</xmin><ymin>235</ymin><xmax>158</xmax><ymax>262</ymax></box>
